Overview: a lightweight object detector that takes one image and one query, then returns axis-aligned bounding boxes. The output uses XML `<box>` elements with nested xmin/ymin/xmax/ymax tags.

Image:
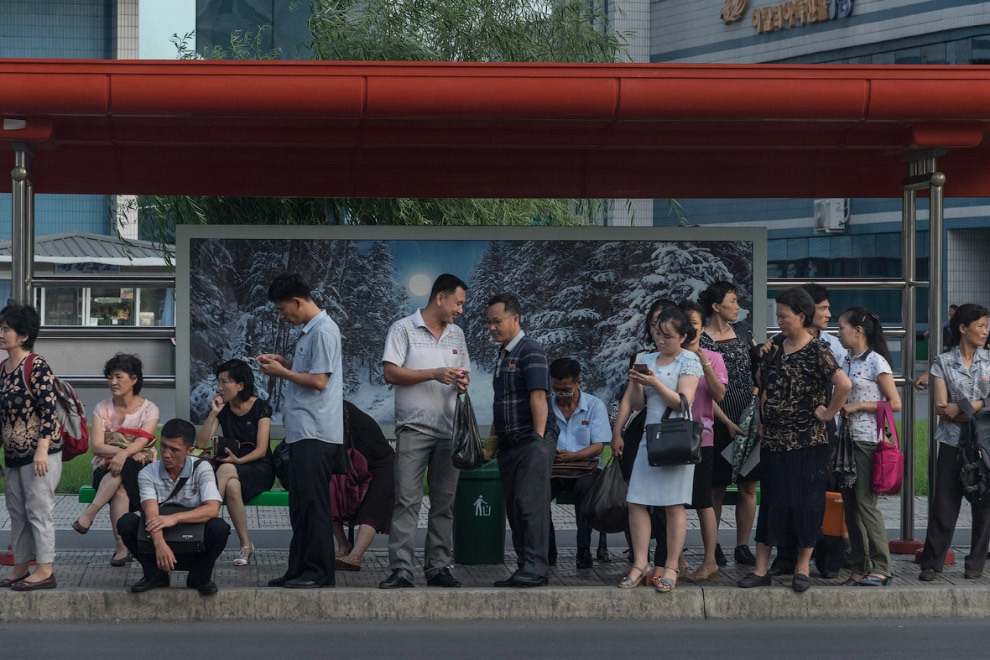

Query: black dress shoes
<box><xmin>734</xmin><ymin>545</ymin><xmax>756</xmax><ymax>565</ymax></box>
<box><xmin>189</xmin><ymin>580</ymin><xmax>219</xmax><ymax>595</ymax></box>
<box><xmin>268</xmin><ymin>574</ymin><xmax>291</xmax><ymax>587</ymax></box>
<box><xmin>493</xmin><ymin>571</ymin><xmax>521</xmax><ymax>587</ymax></box>
<box><xmin>576</xmin><ymin>549</ymin><xmax>594</xmax><ymax>570</ymax></box>
<box><xmin>285</xmin><ymin>578</ymin><xmax>323</xmax><ymax>589</ymax></box>
<box><xmin>511</xmin><ymin>573</ymin><xmax>549</xmax><ymax>588</ymax></box>
<box><xmin>427</xmin><ymin>568</ymin><xmax>461</xmax><ymax>588</ymax></box>
<box><xmin>131</xmin><ymin>573</ymin><xmax>170</xmax><ymax>593</ymax></box>
<box><xmin>379</xmin><ymin>570</ymin><xmax>414</xmax><ymax>589</ymax></box>
<box><xmin>737</xmin><ymin>572</ymin><xmax>772</xmax><ymax>588</ymax></box>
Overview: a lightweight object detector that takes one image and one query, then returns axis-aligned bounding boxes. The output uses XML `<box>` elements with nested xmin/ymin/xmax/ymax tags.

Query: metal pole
<box><xmin>928</xmin><ymin>169</ymin><xmax>946</xmax><ymax>505</ymax></box>
<box><xmin>900</xmin><ymin>183</ymin><xmax>917</xmax><ymax>542</ymax></box>
<box><xmin>10</xmin><ymin>142</ymin><xmax>35</xmax><ymax>305</ymax></box>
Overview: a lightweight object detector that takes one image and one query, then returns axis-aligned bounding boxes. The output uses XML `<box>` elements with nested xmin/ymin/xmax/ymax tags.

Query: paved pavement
<box><xmin>1</xmin><ymin>493</ymin><xmax>987</xmax><ymax>622</ymax></box>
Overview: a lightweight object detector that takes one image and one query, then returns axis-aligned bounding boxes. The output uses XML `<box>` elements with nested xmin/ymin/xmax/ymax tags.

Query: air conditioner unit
<box><xmin>813</xmin><ymin>198</ymin><xmax>849</xmax><ymax>234</ymax></box>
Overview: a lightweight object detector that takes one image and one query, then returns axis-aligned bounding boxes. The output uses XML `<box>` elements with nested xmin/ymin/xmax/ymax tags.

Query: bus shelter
<box><xmin>5</xmin><ymin>59</ymin><xmax>990</xmax><ymax>547</ymax></box>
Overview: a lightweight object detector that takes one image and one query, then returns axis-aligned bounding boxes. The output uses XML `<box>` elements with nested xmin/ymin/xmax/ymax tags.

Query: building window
<box><xmin>90</xmin><ymin>286</ymin><xmax>136</xmax><ymax>326</ymax></box>
<box><xmin>37</xmin><ymin>286</ymin><xmax>174</xmax><ymax>327</ymax></box>
<box><xmin>42</xmin><ymin>287</ymin><xmax>83</xmax><ymax>326</ymax></box>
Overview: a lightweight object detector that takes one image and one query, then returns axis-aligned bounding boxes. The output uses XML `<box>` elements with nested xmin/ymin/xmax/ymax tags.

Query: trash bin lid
<box><xmin>457</xmin><ymin>458</ymin><xmax>501</xmax><ymax>479</ymax></box>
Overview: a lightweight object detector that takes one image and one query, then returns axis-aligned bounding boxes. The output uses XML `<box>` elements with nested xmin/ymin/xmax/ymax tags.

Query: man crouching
<box><xmin>118</xmin><ymin>418</ymin><xmax>229</xmax><ymax>594</ymax></box>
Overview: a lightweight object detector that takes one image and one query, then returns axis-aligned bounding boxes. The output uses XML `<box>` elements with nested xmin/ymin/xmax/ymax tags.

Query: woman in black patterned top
<box><xmin>0</xmin><ymin>304</ymin><xmax>60</xmax><ymax>590</ymax></box>
<box><xmin>699</xmin><ymin>281</ymin><xmax>758</xmax><ymax>565</ymax></box>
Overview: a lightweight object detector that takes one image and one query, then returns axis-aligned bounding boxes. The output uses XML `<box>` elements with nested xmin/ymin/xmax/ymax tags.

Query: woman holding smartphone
<box><xmin>612</xmin><ymin>306</ymin><xmax>702</xmax><ymax>593</ymax></box>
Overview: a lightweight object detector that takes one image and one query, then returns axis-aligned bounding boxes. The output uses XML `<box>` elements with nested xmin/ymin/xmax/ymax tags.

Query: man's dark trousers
<box><xmin>286</xmin><ymin>438</ymin><xmax>341</xmax><ymax>586</ymax></box>
<box><xmin>549</xmin><ymin>471</ymin><xmax>598</xmax><ymax>553</ymax></box>
<box><xmin>498</xmin><ymin>432</ymin><xmax>555</xmax><ymax>577</ymax></box>
<box><xmin>118</xmin><ymin>513</ymin><xmax>230</xmax><ymax>585</ymax></box>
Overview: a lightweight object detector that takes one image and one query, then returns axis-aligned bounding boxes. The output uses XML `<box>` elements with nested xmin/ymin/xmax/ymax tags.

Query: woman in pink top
<box><xmin>679</xmin><ymin>301</ymin><xmax>728</xmax><ymax>582</ymax></box>
<box><xmin>71</xmin><ymin>354</ymin><xmax>159</xmax><ymax>565</ymax></box>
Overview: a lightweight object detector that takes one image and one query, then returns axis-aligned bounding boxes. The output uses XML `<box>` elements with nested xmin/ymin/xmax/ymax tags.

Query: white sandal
<box><xmin>233</xmin><ymin>543</ymin><xmax>254</xmax><ymax>566</ymax></box>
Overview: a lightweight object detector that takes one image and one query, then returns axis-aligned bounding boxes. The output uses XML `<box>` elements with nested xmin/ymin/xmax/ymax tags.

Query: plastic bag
<box><xmin>451</xmin><ymin>391</ymin><xmax>485</xmax><ymax>470</ymax></box>
<box><xmin>580</xmin><ymin>455</ymin><xmax>629</xmax><ymax>533</ymax></box>
<box><xmin>831</xmin><ymin>419</ymin><xmax>857</xmax><ymax>490</ymax></box>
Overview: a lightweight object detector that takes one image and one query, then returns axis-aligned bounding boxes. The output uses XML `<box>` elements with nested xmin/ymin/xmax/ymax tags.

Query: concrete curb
<box><xmin>0</xmin><ymin>584</ymin><xmax>986</xmax><ymax>622</ymax></box>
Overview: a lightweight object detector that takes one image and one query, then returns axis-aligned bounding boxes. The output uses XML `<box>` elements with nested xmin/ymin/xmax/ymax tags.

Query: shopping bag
<box><xmin>580</xmin><ymin>455</ymin><xmax>629</xmax><ymax>534</ymax></box>
<box><xmin>871</xmin><ymin>400</ymin><xmax>903</xmax><ymax>494</ymax></box>
<box><xmin>831</xmin><ymin>419</ymin><xmax>857</xmax><ymax>489</ymax></box>
<box><xmin>451</xmin><ymin>391</ymin><xmax>485</xmax><ymax>470</ymax></box>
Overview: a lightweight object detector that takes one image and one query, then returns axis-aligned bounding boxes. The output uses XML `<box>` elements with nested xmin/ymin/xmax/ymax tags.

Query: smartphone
<box><xmin>632</xmin><ymin>363</ymin><xmax>650</xmax><ymax>374</ymax></box>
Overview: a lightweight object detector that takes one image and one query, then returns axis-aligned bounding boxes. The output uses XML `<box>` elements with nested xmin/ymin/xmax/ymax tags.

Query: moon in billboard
<box><xmin>409</xmin><ymin>273</ymin><xmax>432</xmax><ymax>296</ymax></box>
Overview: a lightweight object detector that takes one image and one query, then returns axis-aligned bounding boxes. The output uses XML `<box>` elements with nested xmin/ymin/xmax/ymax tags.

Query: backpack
<box><xmin>957</xmin><ymin>399</ymin><xmax>990</xmax><ymax>506</ymax></box>
<box><xmin>17</xmin><ymin>354</ymin><xmax>90</xmax><ymax>461</ymax></box>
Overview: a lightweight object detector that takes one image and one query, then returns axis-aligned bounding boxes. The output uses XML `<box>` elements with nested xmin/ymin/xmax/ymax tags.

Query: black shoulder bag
<box><xmin>137</xmin><ymin>457</ymin><xmax>210</xmax><ymax>554</ymax></box>
<box><xmin>645</xmin><ymin>393</ymin><xmax>703</xmax><ymax>466</ymax></box>
<box><xmin>957</xmin><ymin>398</ymin><xmax>990</xmax><ymax>506</ymax></box>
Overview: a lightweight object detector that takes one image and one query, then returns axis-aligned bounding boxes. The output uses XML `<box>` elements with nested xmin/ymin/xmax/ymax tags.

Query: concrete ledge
<box><xmin>2</xmin><ymin>584</ymin><xmax>990</xmax><ymax>622</ymax></box>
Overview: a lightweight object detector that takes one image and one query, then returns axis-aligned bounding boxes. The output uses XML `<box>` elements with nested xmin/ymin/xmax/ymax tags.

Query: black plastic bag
<box><xmin>451</xmin><ymin>391</ymin><xmax>485</xmax><ymax>470</ymax></box>
<box><xmin>580</xmin><ymin>455</ymin><xmax>629</xmax><ymax>534</ymax></box>
<box><xmin>831</xmin><ymin>420</ymin><xmax>857</xmax><ymax>490</ymax></box>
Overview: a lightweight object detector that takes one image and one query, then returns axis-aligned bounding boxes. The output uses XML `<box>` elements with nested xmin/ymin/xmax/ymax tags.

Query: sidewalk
<box><xmin>1</xmin><ymin>494</ymin><xmax>987</xmax><ymax>622</ymax></box>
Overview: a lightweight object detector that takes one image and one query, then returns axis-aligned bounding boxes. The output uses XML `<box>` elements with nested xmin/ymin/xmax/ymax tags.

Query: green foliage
<box><xmin>142</xmin><ymin>1</ymin><xmax>635</xmax><ymax>251</ymax></box>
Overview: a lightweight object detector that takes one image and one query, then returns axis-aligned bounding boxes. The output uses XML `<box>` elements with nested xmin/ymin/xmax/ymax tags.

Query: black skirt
<box><xmin>234</xmin><ymin>456</ymin><xmax>276</xmax><ymax>503</ymax></box>
<box><xmin>352</xmin><ymin>453</ymin><xmax>395</xmax><ymax>532</ymax></box>
<box><xmin>754</xmin><ymin>444</ymin><xmax>827</xmax><ymax>549</ymax></box>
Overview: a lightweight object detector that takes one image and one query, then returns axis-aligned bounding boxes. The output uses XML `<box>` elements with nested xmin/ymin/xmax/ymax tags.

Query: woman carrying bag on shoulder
<box><xmin>836</xmin><ymin>306</ymin><xmax>901</xmax><ymax>586</ymax></box>
<box><xmin>612</xmin><ymin>306</ymin><xmax>701</xmax><ymax>593</ymax></box>
<box><xmin>919</xmin><ymin>303</ymin><xmax>990</xmax><ymax>581</ymax></box>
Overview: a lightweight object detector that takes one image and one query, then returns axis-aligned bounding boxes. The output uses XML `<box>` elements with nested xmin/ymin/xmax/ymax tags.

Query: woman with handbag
<box><xmin>72</xmin><ymin>353</ymin><xmax>159</xmax><ymax>567</ymax></box>
<box><xmin>195</xmin><ymin>358</ymin><xmax>274</xmax><ymax>566</ymax></box>
<box><xmin>699</xmin><ymin>281</ymin><xmax>759</xmax><ymax>566</ymax></box>
<box><xmin>0</xmin><ymin>304</ymin><xmax>61</xmax><ymax>590</ymax></box>
<box><xmin>679</xmin><ymin>300</ymin><xmax>728</xmax><ymax>582</ymax></box>
<box><xmin>919</xmin><ymin>303</ymin><xmax>990</xmax><ymax>581</ymax></box>
<box><xmin>612</xmin><ymin>306</ymin><xmax>702</xmax><ymax>593</ymax></box>
<box><xmin>836</xmin><ymin>306</ymin><xmax>901</xmax><ymax>586</ymax></box>
<box><xmin>737</xmin><ymin>287</ymin><xmax>850</xmax><ymax>593</ymax></box>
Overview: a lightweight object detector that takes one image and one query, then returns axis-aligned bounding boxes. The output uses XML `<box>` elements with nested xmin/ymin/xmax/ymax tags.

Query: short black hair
<box><xmin>0</xmin><ymin>304</ymin><xmax>40</xmax><ymax>351</ymax></box>
<box><xmin>801</xmin><ymin>283</ymin><xmax>829</xmax><ymax>305</ymax></box>
<box><xmin>103</xmin><ymin>353</ymin><xmax>144</xmax><ymax>395</ymax></box>
<box><xmin>487</xmin><ymin>292</ymin><xmax>521</xmax><ymax>316</ymax></box>
<box><xmin>430</xmin><ymin>274</ymin><xmax>468</xmax><ymax>301</ymax></box>
<box><xmin>949</xmin><ymin>304</ymin><xmax>959</xmax><ymax>311</ymax></box>
<box><xmin>656</xmin><ymin>307</ymin><xmax>696</xmax><ymax>344</ymax></box>
<box><xmin>678</xmin><ymin>299</ymin><xmax>704</xmax><ymax>317</ymax></box>
<box><xmin>698</xmin><ymin>281</ymin><xmax>736</xmax><ymax>320</ymax></box>
<box><xmin>643</xmin><ymin>298</ymin><xmax>678</xmax><ymax>345</ymax></box>
<box><xmin>949</xmin><ymin>303</ymin><xmax>990</xmax><ymax>348</ymax></box>
<box><xmin>550</xmin><ymin>358</ymin><xmax>581</xmax><ymax>381</ymax></box>
<box><xmin>215</xmin><ymin>358</ymin><xmax>254</xmax><ymax>401</ymax></box>
<box><xmin>267</xmin><ymin>272</ymin><xmax>312</xmax><ymax>304</ymax></box>
<box><xmin>161</xmin><ymin>418</ymin><xmax>196</xmax><ymax>447</ymax></box>
<box><xmin>777</xmin><ymin>287</ymin><xmax>816</xmax><ymax>327</ymax></box>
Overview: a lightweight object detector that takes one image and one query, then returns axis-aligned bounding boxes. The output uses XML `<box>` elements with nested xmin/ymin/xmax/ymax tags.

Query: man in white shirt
<box><xmin>117</xmin><ymin>418</ymin><xmax>228</xmax><ymax>595</ymax></box>
<box><xmin>379</xmin><ymin>274</ymin><xmax>470</xmax><ymax>589</ymax></box>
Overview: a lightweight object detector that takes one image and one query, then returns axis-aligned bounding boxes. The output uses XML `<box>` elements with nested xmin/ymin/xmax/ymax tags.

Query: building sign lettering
<box><xmin>751</xmin><ymin>0</ymin><xmax>853</xmax><ymax>34</ymax></box>
<box><xmin>720</xmin><ymin>0</ymin><xmax>749</xmax><ymax>23</ymax></box>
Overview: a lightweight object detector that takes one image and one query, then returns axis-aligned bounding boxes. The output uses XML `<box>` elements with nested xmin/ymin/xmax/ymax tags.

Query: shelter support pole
<box><xmin>10</xmin><ymin>142</ymin><xmax>35</xmax><ymax>305</ymax></box>
<box><xmin>928</xmin><ymin>169</ymin><xmax>946</xmax><ymax>508</ymax></box>
<box><xmin>898</xmin><ymin>176</ymin><xmax>917</xmax><ymax>546</ymax></box>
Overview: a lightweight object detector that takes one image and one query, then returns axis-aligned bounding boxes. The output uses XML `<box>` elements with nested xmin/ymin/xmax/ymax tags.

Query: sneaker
<box><xmin>714</xmin><ymin>543</ymin><xmax>728</xmax><ymax>567</ymax></box>
<box><xmin>734</xmin><ymin>544</ymin><xmax>756</xmax><ymax>565</ymax></box>
<box><xmin>737</xmin><ymin>572</ymin><xmax>772</xmax><ymax>588</ymax></box>
<box><xmin>426</xmin><ymin>567</ymin><xmax>461</xmax><ymax>588</ymax></box>
<box><xmin>918</xmin><ymin>568</ymin><xmax>937</xmax><ymax>582</ymax></box>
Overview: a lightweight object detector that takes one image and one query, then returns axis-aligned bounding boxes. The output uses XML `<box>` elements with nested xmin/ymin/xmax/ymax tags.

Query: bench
<box><xmin>78</xmin><ymin>486</ymin><xmax>288</xmax><ymax>507</ymax></box>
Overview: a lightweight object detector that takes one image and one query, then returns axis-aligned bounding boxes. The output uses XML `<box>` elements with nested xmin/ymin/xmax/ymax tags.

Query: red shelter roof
<box><xmin>2</xmin><ymin>59</ymin><xmax>990</xmax><ymax>198</ymax></box>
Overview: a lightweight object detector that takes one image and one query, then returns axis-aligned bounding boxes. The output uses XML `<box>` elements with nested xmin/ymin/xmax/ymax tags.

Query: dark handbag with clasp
<box><xmin>645</xmin><ymin>393</ymin><xmax>703</xmax><ymax>467</ymax></box>
<box><xmin>137</xmin><ymin>457</ymin><xmax>209</xmax><ymax>554</ymax></box>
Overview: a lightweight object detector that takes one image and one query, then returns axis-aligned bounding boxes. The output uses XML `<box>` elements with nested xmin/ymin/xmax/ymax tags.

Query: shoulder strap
<box><xmin>160</xmin><ymin>456</ymin><xmax>209</xmax><ymax>505</ymax></box>
<box><xmin>21</xmin><ymin>353</ymin><xmax>38</xmax><ymax>398</ymax></box>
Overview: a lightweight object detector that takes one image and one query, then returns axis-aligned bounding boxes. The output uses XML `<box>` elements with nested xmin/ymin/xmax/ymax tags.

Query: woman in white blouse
<box><xmin>836</xmin><ymin>307</ymin><xmax>901</xmax><ymax>586</ymax></box>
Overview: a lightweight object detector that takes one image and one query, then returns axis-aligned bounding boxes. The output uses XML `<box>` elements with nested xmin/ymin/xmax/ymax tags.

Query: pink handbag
<box><xmin>872</xmin><ymin>400</ymin><xmax>903</xmax><ymax>494</ymax></box>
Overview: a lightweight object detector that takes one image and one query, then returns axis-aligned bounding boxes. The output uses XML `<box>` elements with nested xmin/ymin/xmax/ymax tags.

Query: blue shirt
<box><xmin>492</xmin><ymin>330</ymin><xmax>556</xmax><ymax>439</ymax></box>
<box><xmin>283</xmin><ymin>310</ymin><xmax>343</xmax><ymax>445</ymax></box>
<box><xmin>552</xmin><ymin>391</ymin><xmax>610</xmax><ymax>454</ymax></box>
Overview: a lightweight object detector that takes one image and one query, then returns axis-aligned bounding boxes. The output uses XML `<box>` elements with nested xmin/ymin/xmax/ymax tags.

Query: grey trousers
<box><xmin>387</xmin><ymin>428</ymin><xmax>460</xmax><ymax>580</ymax></box>
<box><xmin>841</xmin><ymin>441</ymin><xmax>891</xmax><ymax>576</ymax></box>
<box><xmin>498</xmin><ymin>433</ymin><xmax>555</xmax><ymax>577</ymax></box>
<box><xmin>5</xmin><ymin>453</ymin><xmax>63</xmax><ymax>564</ymax></box>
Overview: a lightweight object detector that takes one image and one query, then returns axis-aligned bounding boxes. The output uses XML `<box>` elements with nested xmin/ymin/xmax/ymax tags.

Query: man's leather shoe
<box><xmin>493</xmin><ymin>572</ymin><xmax>521</xmax><ymax>587</ymax></box>
<box><xmin>131</xmin><ymin>573</ymin><xmax>170</xmax><ymax>593</ymax></box>
<box><xmin>268</xmin><ymin>574</ymin><xmax>292</xmax><ymax>587</ymax></box>
<box><xmin>10</xmin><ymin>574</ymin><xmax>56</xmax><ymax>591</ymax></box>
<box><xmin>576</xmin><ymin>549</ymin><xmax>593</xmax><ymax>570</ymax></box>
<box><xmin>426</xmin><ymin>567</ymin><xmax>461</xmax><ymax>588</ymax></box>
<box><xmin>285</xmin><ymin>578</ymin><xmax>323</xmax><ymax>589</ymax></box>
<box><xmin>378</xmin><ymin>570</ymin><xmax>414</xmax><ymax>589</ymax></box>
<box><xmin>189</xmin><ymin>580</ymin><xmax>219</xmax><ymax>595</ymax></box>
<box><xmin>511</xmin><ymin>573</ymin><xmax>548</xmax><ymax>588</ymax></box>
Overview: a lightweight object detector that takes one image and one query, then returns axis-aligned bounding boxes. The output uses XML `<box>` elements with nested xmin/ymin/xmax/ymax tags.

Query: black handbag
<box><xmin>137</xmin><ymin>457</ymin><xmax>209</xmax><ymax>554</ymax></box>
<box><xmin>645</xmin><ymin>394</ymin><xmax>703</xmax><ymax>466</ymax></box>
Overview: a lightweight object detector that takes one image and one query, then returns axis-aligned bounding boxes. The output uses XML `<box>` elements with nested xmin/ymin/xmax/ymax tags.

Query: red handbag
<box><xmin>871</xmin><ymin>400</ymin><xmax>903</xmax><ymax>494</ymax></box>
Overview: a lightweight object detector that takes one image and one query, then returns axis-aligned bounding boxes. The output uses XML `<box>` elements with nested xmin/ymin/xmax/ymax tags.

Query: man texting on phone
<box><xmin>379</xmin><ymin>274</ymin><xmax>470</xmax><ymax>590</ymax></box>
<box><xmin>257</xmin><ymin>272</ymin><xmax>343</xmax><ymax>588</ymax></box>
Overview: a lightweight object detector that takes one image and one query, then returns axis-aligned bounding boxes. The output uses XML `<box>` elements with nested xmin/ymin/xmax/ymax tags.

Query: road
<box><xmin>2</xmin><ymin>619</ymin><xmax>986</xmax><ymax>659</ymax></box>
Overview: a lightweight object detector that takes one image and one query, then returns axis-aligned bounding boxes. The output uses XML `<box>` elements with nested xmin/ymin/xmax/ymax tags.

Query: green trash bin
<box><xmin>453</xmin><ymin>459</ymin><xmax>506</xmax><ymax>564</ymax></box>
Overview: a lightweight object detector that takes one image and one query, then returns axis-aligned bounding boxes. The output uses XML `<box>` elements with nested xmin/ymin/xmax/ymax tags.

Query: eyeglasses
<box><xmin>553</xmin><ymin>387</ymin><xmax>577</xmax><ymax>396</ymax></box>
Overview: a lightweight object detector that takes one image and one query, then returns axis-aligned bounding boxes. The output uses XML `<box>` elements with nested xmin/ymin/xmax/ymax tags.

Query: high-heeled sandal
<box><xmin>233</xmin><ymin>543</ymin><xmax>255</xmax><ymax>566</ymax></box>
<box><xmin>654</xmin><ymin>566</ymin><xmax>678</xmax><ymax>593</ymax></box>
<box><xmin>619</xmin><ymin>563</ymin><xmax>652</xmax><ymax>589</ymax></box>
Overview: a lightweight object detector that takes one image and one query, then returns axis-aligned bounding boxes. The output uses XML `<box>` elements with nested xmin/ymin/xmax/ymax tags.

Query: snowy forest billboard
<box><xmin>176</xmin><ymin>226</ymin><xmax>766</xmax><ymax>427</ymax></box>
